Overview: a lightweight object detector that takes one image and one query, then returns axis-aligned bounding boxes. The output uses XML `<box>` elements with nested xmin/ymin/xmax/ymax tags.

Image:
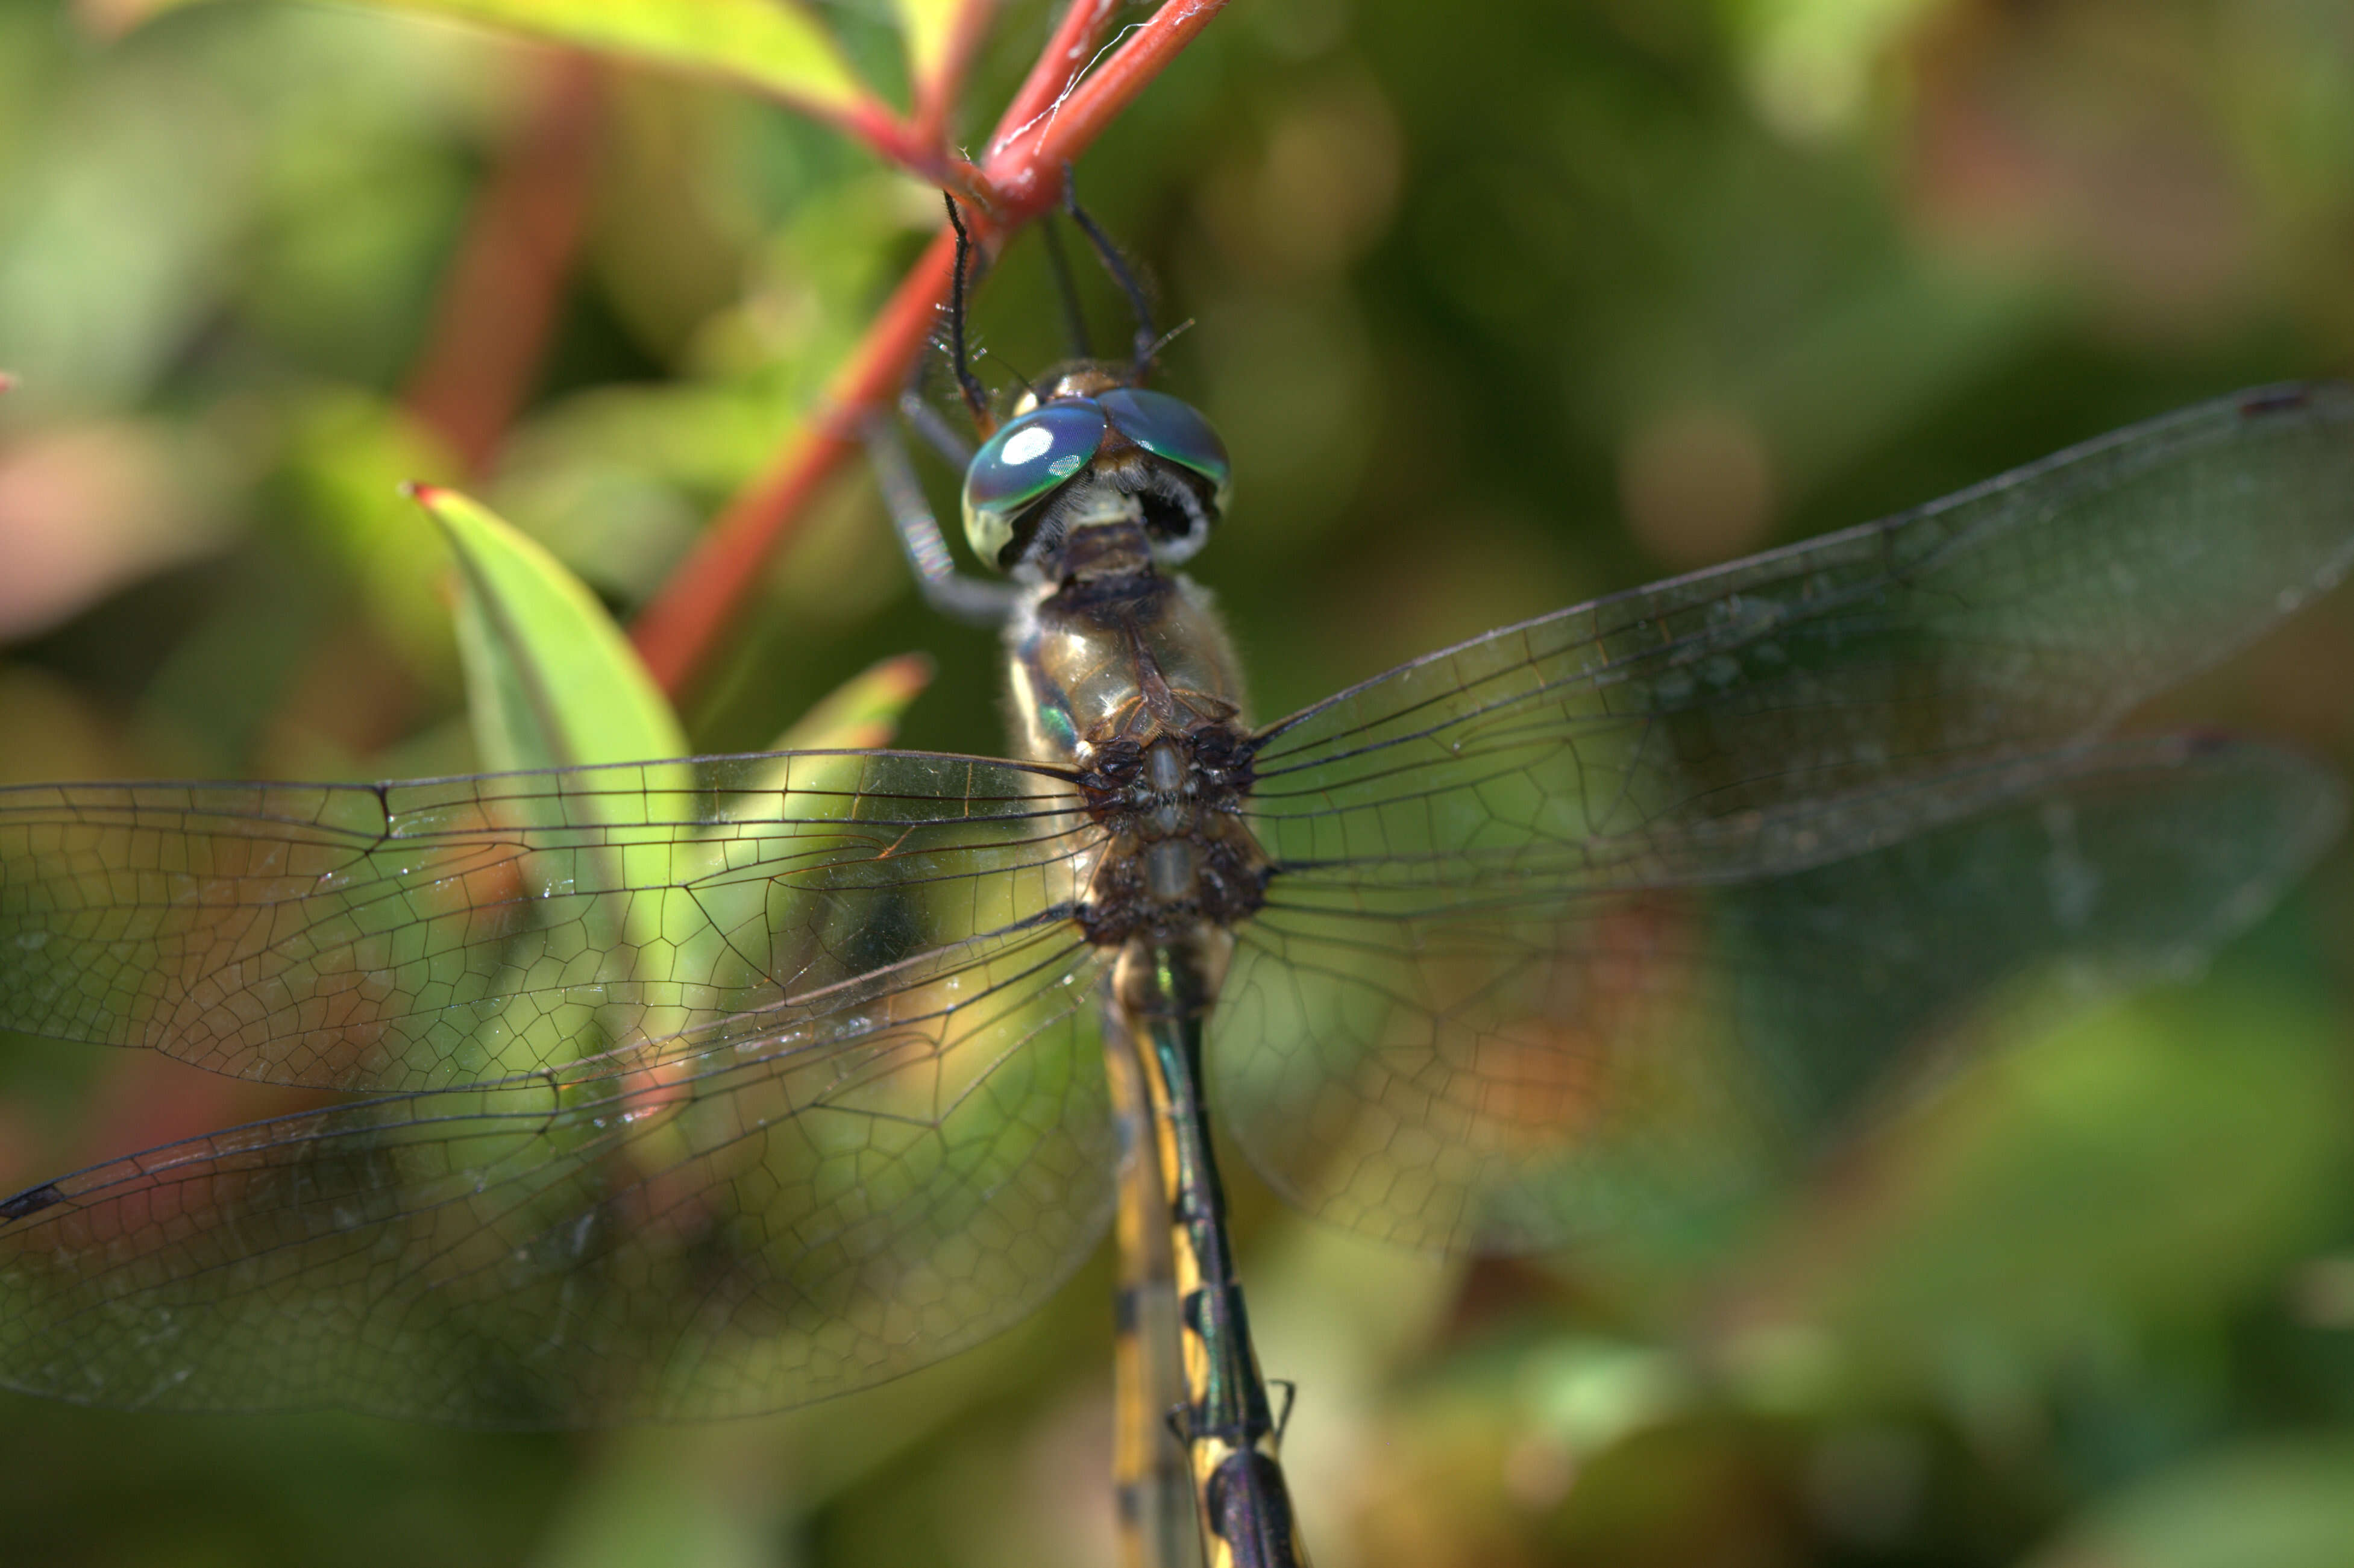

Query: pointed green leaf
<box><xmin>410</xmin><ymin>482</ymin><xmax>686</xmax><ymax>772</ymax></box>
<box><xmin>128</xmin><ymin>0</ymin><xmax>876</xmax><ymax>124</ymax></box>
<box><xmin>577</xmin><ymin>654</ymin><xmax>939</xmax><ymax>1060</ymax></box>
<box><xmin>410</xmin><ymin>483</ymin><xmax>698</xmax><ymax>1077</ymax></box>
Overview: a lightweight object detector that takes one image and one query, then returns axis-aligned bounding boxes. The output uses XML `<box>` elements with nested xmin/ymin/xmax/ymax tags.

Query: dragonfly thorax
<box><xmin>1072</xmin><ymin>730</ymin><xmax>1269</xmax><ymax>950</ymax></box>
<box><xmin>1001</xmin><ymin>521</ymin><xmax>1272</xmax><ymax>950</ymax></box>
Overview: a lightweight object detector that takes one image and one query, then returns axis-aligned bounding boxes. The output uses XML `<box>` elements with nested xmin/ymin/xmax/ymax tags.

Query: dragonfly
<box><xmin>2</xmin><ymin>198</ymin><xmax>2352</xmax><ymax>1564</ymax></box>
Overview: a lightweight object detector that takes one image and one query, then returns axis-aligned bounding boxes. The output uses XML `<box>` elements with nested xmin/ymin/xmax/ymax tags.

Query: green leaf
<box><xmin>410</xmin><ymin>482</ymin><xmax>686</xmax><ymax>772</ymax></box>
<box><xmin>893</xmin><ymin>0</ymin><xmax>971</xmax><ymax>98</ymax></box>
<box><xmin>132</xmin><ymin>0</ymin><xmax>876</xmax><ymax>124</ymax></box>
<box><xmin>410</xmin><ymin>483</ymin><xmax>695</xmax><ymax>1079</ymax></box>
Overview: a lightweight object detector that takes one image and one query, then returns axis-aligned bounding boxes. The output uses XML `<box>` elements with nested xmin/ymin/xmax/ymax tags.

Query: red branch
<box><xmin>629</xmin><ymin>0</ymin><xmax>1228</xmax><ymax>694</ymax></box>
<box><xmin>991</xmin><ymin>0</ymin><xmax>1119</xmax><ymax>157</ymax></box>
<box><xmin>989</xmin><ymin>0</ymin><xmax>1225</xmax><ymax>180</ymax></box>
<box><xmin>403</xmin><ymin>51</ymin><xmax>605</xmax><ymax>475</ymax></box>
<box><xmin>626</xmin><ymin>227</ymin><xmax>961</xmax><ymax>691</ymax></box>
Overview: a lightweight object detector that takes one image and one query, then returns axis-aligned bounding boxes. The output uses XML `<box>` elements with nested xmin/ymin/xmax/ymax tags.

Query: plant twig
<box><xmin>991</xmin><ymin>0</ymin><xmax>1225</xmax><ymax>177</ymax></box>
<box><xmin>629</xmin><ymin>228</ymin><xmax>961</xmax><ymax>691</ymax></box>
<box><xmin>629</xmin><ymin>0</ymin><xmax>1228</xmax><ymax>693</ymax></box>
<box><xmin>993</xmin><ymin>0</ymin><xmax>1120</xmax><ymax>155</ymax></box>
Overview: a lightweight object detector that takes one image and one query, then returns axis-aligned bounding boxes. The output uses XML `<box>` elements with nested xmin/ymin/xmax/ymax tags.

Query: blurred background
<box><xmin>5</xmin><ymin>0</ymin><xmax>2354</xmax><ymax>1563</ymax></box>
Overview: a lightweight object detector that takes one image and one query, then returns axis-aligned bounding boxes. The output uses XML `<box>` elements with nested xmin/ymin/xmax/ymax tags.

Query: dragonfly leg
<box><xmin>861</xmin><ymin>408</ymin><xmax>1018</xmax><ymax>626</ymax></box>
<box><xmin>1267</xmin><ymin>1380</ymin><xmax>1296</xmax><ymax>1443</ymax></box>
<box><xmin>900</xmin><ymin>383</ymin><xmax>975</xmax><ymax>469</ymax></box>
<box><xmin>1035</xmin><ymin>213</ymin><xmax>1097</xmax><ymax>362</ymax></box>
<box><xmin>1061</xmin><ymin>163</ymin><xmax>1157</xmax><ymax>375</ymax></box>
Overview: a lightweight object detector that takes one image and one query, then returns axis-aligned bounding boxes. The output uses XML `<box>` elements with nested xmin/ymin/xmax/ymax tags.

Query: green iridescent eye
<box><xmin>1100</xmin><ymin>388</ymin><xmax>1232</xmax><ymax>515</ymax></box>
<box><xmin>961</xmin><ymin>402</ymin><xmax>1109</xmax><ymax>569</ymax></box>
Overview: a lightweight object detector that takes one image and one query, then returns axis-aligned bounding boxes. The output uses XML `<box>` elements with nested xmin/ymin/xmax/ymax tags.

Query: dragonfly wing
<box><xmin>1221</xmin><ymin>382</ymin><xmax>2354</xmax><ymax>1254</ymax></box>
<box><xmin>0</xmin><ymin>748</ymin><xmax>1127</xmax><ymax>1420</ymax></box>
<box><xmin>1249</xmin><ymin>383</ymin><xmax>2354</xmax><ymax>836</ymax></box>
<box><xmin>0</xmin><ymin>921</ymin><xmax>1116</xmax><ymax>1423</ymax></box>
<box><xmin>0</xmin><ymin>750</ymin><xmax>1091</xmax><ymax>1091</ymax></box>
<box><xmin>1216</xmin><ymin>739</ymin><xmax>2342</xmax><ymax>1254</ymax></box>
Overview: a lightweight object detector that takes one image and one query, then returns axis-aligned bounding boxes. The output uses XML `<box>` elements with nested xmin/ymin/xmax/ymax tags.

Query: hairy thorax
<box><xmin>1005</xmin><ymin>563</ymin><xmax>1270</xmax><ymax>950</ymax></box>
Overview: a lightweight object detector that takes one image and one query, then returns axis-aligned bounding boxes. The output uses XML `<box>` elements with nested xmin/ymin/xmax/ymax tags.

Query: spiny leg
<box><xmin>1062</xmin><ymin>164</ymin><xmax>1158</xmax><ymax>376</ymax></box>
<box><xmin>861</xmin><ymin>408</ymin><xmax>1017</xmax><ymax>626</ymax></box>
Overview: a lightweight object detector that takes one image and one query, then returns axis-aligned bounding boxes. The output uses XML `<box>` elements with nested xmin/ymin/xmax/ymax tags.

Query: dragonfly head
<box><xmin>961</xmin><ymin>367</ymin><xmax>1232</xmax><ymax>582</ymax></box>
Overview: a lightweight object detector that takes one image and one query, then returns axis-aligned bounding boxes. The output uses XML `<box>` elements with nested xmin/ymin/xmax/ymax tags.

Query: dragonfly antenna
<box><xmin>981</xmin><ymin>345</ymin><xmax>1039</xmax><ymax>406</ymax></box>
<box><xmin>1062</xmin><ymin>164</ymin><xmax>1157</xmax><ymax>377</ymax></box>
<box><xmin>941</xmin><ymin>193</ymin><xmax>993</xmax><ymax>428</ymax></box>
<box><xmin>1144</xmin><ymin>318</ymin><xmax>1196</xmax><ymax>363</ymax></box>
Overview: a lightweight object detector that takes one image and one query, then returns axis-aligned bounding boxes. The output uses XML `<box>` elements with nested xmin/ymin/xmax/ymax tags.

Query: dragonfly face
<box><xmin>0</xmin><ymin>380</ymin><xmax>2349</xmax><ymax>1437</ymax></box>
<box><xmin>962</xmin><ymin>366</ymin><xmax>1232</xmax><ymax>575</ymax></box>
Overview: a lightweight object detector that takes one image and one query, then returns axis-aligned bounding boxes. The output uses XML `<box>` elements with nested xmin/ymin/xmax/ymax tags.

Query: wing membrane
<box><xmin>1216</xmin><ymin>739</ymin><xmax>2342</xmax><ymax>1253</ymax></box>
<box><xmin>0</xmin><ymin>918</ymin><xmax>1113</xmax><ymax>1423</ymax></box>
<box><xmin>4</xmin><ymin>386</ymin><xmax>2348</xmax><ymax>1414</ymax></box>
<box><xmin>0</xmin><ymin>749</ymin><xmax>1126</xmax><ymax>1419</ymax></box>
<box><xmin>1220</xmin><ymin>384</ymin><xmax>2354</xmax><ymax>1252</ymax></box>
<box><xmin>1251</xmin><ymin>384</ymin><xmax>2354</xmax><ymax>846</ymax></box>
<box><xmin>0</xmin><ymin>751</ymin><xmax>1090</xmax><ymax>1091</ymax></box>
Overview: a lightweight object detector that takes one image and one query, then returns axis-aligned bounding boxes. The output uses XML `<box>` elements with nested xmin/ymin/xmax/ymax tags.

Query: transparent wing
<box><xmin>1249</xmin><ymin>383</ymin><xmax>2354</xmax><ymax>837</ymax></box>
<box><xmin>0</xmin><ymin>751</ymin><xmax>1090</xmax><ymax>1090</ymax></box>
<box><xmin>1223</xmin><ymin>384</ymin><xmax>2354</xmax><ymax>1252</ymax></box>
<box><xmin>1219</xmin><ymin>739</ymin><xmax>2343</xmax><ymax>1252</ymax></box>
<box><xmin>0</xmin><ymin>751</ymin><xmax>1122</xmax><ymax>1421</ymax></box>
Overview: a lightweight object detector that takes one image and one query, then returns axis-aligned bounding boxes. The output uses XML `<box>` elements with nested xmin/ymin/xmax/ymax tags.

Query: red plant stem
<box><xmin>991</xmin><ymin>0</ymin><xmax>1226</xmax><ymax>177</ymax></box>
<box><xmin>629</xmin><ymin>229</ymin><xmax>959</xmax><ymax>691</ymax></box>
<box><xmin>992</xmin><ymin>0</ymin><xmax>1119</xmax><ymax>155</ymax></box>
<box><xmin>403</xmin><ymin>50</ymin><xmax>605</xmax><ymax>475</ymax></box>
<box><xmin>845</xmin><ymin>99</ymin><xmax>964</xmax><ymax>187</ymax></box>
<box><xmin>629</xmin><ymin>0</ymin><xmax>1228</xmax><ymax>694</ymax></box>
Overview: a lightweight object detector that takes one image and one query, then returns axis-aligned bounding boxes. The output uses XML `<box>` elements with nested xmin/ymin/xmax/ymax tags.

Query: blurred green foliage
<box><xmin>4</xmin><ymin>1</ymin><xmax>2354</xmax><ymax>1564</ymax></box>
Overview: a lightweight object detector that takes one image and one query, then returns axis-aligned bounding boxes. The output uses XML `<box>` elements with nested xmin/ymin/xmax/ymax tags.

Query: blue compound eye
<box><xmin>1099</xmin><ymin>387</ymin><xmax>1232</xmax><ymax>515</ymax></box>
<box><xmin>961</xmin><ymin>401</ymin><xmax>1108</xmax><ymax>569</ymax></box>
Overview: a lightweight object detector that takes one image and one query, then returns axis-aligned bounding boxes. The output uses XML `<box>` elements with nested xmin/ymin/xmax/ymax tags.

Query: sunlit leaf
<box><xmin>409</xmin><ymin>481</ymin><xmax>686</xmax><ymax>772</ymax></box>
<box><xmin>129</xmin><ymin>0</ymin><xmax>878</xmax><ymax>125</ymax></box>
<box><xmin>411</xmin><ymin>483</ymin><xmax>695</xmax><ymax>1080</ymax></box>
